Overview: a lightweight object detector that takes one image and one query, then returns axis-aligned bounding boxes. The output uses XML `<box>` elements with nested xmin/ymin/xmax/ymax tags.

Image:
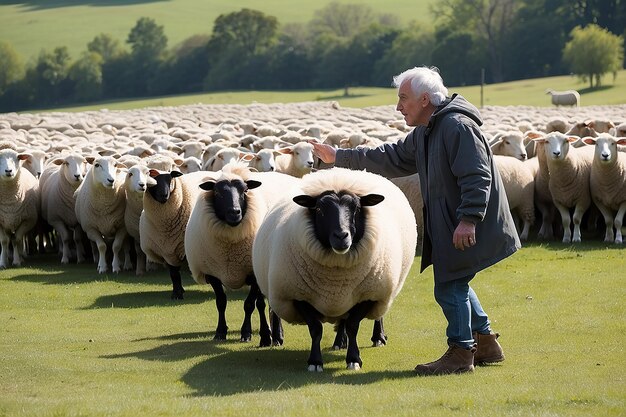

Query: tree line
<box><xmin>0</xmin><ymin>0</ymin><xmax>624</xmax><ymax>112</ymax></box>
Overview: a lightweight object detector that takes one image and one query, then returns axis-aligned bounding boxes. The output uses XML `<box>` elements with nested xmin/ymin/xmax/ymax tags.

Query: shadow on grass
<box><xmin>578</xmin><ymin>85</ymin><xmax>613</xmax><ymax>95</ymax></box>
<box><xmin>317</xmin><ymin>93</ymin><xmax>370</xmax><ymax>101</ymax></box>
<box><xmin>101</xmin><ymin>332</ymin><xmax>229</xmax><ymax>362</ymax></box>
<box><xmin>0</xmin><ymin>0</ymin><xmax>168</xmax><ymax>9</ymax></box>
<box><xmin>520</xmin><ymin>240</ymin><xmax>625</xmax><ymax>253</ymax></box>
<box><xmin>84</xmin><ymin>289</ymin><xmax>211</xmax><ymax>309</ymax></box>
<box><xmin>182</xmin><ymin>346</ymin><xmax>416</xmax><ymax>396</ymax></box>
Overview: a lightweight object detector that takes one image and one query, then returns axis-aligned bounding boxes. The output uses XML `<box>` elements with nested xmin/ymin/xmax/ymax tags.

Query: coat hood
<box><xmin>425</xmin><ymin>93</ymin><xmax>483</xmax><ymax>136</ymax></box>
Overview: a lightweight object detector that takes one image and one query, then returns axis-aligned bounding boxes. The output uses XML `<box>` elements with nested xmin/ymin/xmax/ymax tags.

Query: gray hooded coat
<box><xmin>334</xmin><ymin>94</ymin><xmax>520</xmax><ymax>282</ymax></box>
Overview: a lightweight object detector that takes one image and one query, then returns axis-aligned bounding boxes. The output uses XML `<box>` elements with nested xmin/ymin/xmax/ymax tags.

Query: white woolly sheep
<box><xmin>532</xmin><ymin>132</ymin><xmax>594</xmax><ymax>242</ymax></box>
<box><xmin>253</xmin><ymin>168</ymin><xmax>417</xmax><ymax>371</ymax></box>
<box><xmin>123</xmin><ymin>163</ymin><xmax>152</xmax><ymax>275</ymax></box>
<box><xmin>185</xmin><ymin>163</ymin><xmax>301</xmax><ymax>345</ymax></box>
<box><xmin>205</xmin><ymin>148</ymin><xmax>247</xmax><ymax>171</ymax></box>
<box><xmin>240</xmin><ymin>149</ymin><xmax>281</xmax><ymax>172</ymax></box>
<box><xmin>493</xmin><ymin>155</ymin><xmax>536</xmax><ymax>241</ymax></box>
<box><xmin>40</xmin><ymin>153</ymin><xmax>89</xmax><ymax>264</ymax></box>
<box><xmin>0</xmin><ymin>149</ymin><xmax>40</xmax><ymax>268</ymax></box>
<box><xmin>140</xmin><ymin>170</ymin><xmax>219</xmax><ymax>299</ymax></box>
<box><xmin>582</xmin><ymin>134</ymin><xmax>626</xmax><ymax>243</ymax></box>
<box><xmin>74</xmin><ymin>156</ymin><xmax>129</xmax><ymax>273</ymax></box>
<box><xmin>389</xmin><ymin>173</ymin><xmax>424</xmax><ymax>247</ymax></box>
<box><xmin>489</xmin><ymin>131</ymin><xmax>528</xmax><ymax>160</ymax></box>
<box><xmin>179</xmin><ymin>156</ymin><xmax>203</xmax><ymax>174</ymax></box>
<box><xmin>274</xmin><ymin>142</ymin><xmax>315</xmax><ymax>178</ymax></box>
<box><xmin>546</xmin><ymin>89</ymin><xmax>580</xmax><ymax>107</ymax></box>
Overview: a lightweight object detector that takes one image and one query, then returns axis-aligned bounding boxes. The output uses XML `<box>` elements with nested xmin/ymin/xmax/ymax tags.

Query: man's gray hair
<box><xmin>392</xmin><ymin>66</ymin><xmax>448</xmax><ymax>106</ymax></box>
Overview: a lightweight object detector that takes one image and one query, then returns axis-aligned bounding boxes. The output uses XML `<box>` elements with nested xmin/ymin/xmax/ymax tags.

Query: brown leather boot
<box><xmin>414</xmin><ymin>344</ymin><xmax>476</xmax><ymax>376</ymax></box>
<box><xmin>473</xmin><ymin>331</ymin><xmax>505</xmax><ymax>365</ymax></box>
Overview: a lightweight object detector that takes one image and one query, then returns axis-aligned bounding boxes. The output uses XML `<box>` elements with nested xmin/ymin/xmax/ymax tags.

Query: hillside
<box><xmin>0</xmin><ymin>0</ymin><xmax>432</xmax><ymax>60</ymax></box>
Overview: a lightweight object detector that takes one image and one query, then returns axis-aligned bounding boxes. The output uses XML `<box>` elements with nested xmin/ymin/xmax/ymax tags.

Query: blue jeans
<box><xmin>434</xmin><ymin>274</ymin><xmax>491</xmax><ymax>349</ymax></box>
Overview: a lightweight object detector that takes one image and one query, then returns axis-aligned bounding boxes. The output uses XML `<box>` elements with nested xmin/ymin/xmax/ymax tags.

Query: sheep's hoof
<box><xmin>332</xmin><ymin>345</ymin><xmax>342</xmax><ymax>351</ymax></box>
<box><xmin>170</xmin><ymin>291</ymin><xmax>184</xmax><ymax>300</ymax></box>
<box><xmin>372</xmin><ymin>340</ymin><xmax>385</xmax><ymax>347</ymax></box>
<box><xmin>307</xmin><ymin>364</ymin><xmax>323</xmax><ymax>372</ymax></box>
<box><xmin>240</xmin><ymin>335</ymin><xmax>252</xmax><ymax>343</ymax></box>
<box><xmin>272</xmin><ymin>339</ymin><xmax>284</xmax><ymax>347</ymax></box>
<box><xmin>346</xmin><ymin>362</ymin><xmax>361</xmax><ymax>371</ymax></box>
<box><xmin>213</xmin><ymin>332</ymin><xmax>227</xmax><ymax>341</ymax></box>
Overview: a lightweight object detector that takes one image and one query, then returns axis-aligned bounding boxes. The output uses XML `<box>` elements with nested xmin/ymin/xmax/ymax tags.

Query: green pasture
<box><xmin>28</xmin><ymin>69</ymin><xmax>626</xmax><ymax>114</ymax></box>
<box><xmin>0</xmin><ymin>242</ymin><xmax>624</xmax><ymax>416</ymax></box>
<box><xmin>0</xmin><ymin>0</ymin><xmax>431</xmax><ymax>61</ymax></box>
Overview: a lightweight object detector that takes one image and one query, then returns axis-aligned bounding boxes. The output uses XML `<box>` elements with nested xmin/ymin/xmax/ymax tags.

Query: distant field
<box><xmin>0</xmin><ymin>0</ymin><xmax>432</xmax><ymax>60</ymax></box>
<box><xmin>28</xmin><ymin>70</ymin><xmax>626</xmax><ymax>113</ymax></box>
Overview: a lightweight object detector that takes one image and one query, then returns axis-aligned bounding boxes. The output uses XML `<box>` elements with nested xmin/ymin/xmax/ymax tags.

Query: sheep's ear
<box><xmin>277</xmin><ymin>147</ymin><xmax>293</xmax><ymax>155</ymax></box>
<box><xmin>171</xmin><ymin>170</ymin><xmax>183</xmax><ymax>178</ymax></box>
<box><xmin>148</xmin><ymin>169</ymin><xmax>161</xmax><ymax>178</ymax></box>
<box><xmin>240</xmin><ymin>153</ymin><xmax>255</xmax><ymax>162</ymax></box>
<box><xmin>199</xmin><ymin>180</ymin><xmax>216</xmax><ymax>191</ymax></box>
<box><xmin>293</xmin><ymin>194</ymin><xmax>317</xmax><ymax>208</ymax></box>
<box><xmin>17</xmin><ymin>153</ymin><xmax>32</xmax><ymax>161</ymax></box>
<box><xmin>360</xmin><ymin>194</ymin><xmax>385</xmax><ymax>207</ymax></box>
<box><xmin>246</xmin><ymin>180</ymin><xmax>262</xmax><ymax>190</ymax></box>
<box><xmin>566</xmin><ymin>135</ymin><xmax>580</xmax><ymax>143</ymax></box>
<box><xmin>52</xmin><ymin>158</ymin><xmax>65</xmax><ymax>165</ymax></box>
<box><xmin>582</xmin><ymin>137</ymin><xmax>597</xmax><ymax>146</ymax></box>
<box><xmin>617</xmin><ymin>138</ymin><xmax>626</xmax><ymax>145</ymax></box>
<box><xmin>173</xmin><ymin>157</ymin><xmax>184</xmax><ymax>166</ymax></box>
<box><xmin>85</xmin><ymin>156</ymin><xmax>96</xmax><ymax>164</ymax></box>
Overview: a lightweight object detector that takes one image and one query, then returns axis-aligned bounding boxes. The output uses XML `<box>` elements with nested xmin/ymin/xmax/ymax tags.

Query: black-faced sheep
<box><xmin>185</xmin><ymin>163</ymin><xmax>301</xmax><ymax>345</ymax></box>
<box><xmin>253</xmin><ymin>168</ymin><xmax>417</xmax><ymax>371</ymax></box>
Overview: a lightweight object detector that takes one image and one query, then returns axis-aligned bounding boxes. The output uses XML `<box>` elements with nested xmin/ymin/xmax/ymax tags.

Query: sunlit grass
<box><xmin>0</xmin><ymin>241</ymin><xmax>624</xmax><ymax>416</ymax></box>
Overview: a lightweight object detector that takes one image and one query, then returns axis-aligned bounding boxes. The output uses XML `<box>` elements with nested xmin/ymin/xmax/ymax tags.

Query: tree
<box><xmin>562</xmin><ymin>24</ymin><xmax>624</xmax><ymax>88</ymax></box>
<box><xmin>87</xmin><ymin>33</ymin><xmax>124</xmax><ymax>62</ymax></box>
<box><xmin>126</xmin><ymin>17</ymin><xmax>168</xmax><ymax>95</ymax></box>
<box><xmin>69</xmin><ymin>51</ymin><xmax>103</xmax><ymax>102</ymax></box>
<box><xmin>309</xmin><ymin>2</ymin><xmax>382</xmax><ymax>39</ymax></box>
<box><xmin>372</xmin><ymin>22</ymin><xmax>436</xmax><ymax>86</ymax></box>
<box><xmin>26</xmin><ymin>46</ymin><xmax>72</xmax><ymax>105</ymax></box>
<box><xmin>209</xmin><ymin>8</ymin><xmax>278</xmax><ymax>55</ymax></box>
<box><xmin>430</xmin><ymin>0</ymin><xmax>520</xmax><ymax>83</ymax></box>
<box><xmin>0</xmin><ymin>41</ymin><xmax>24</xmax><ymax>95</ymax></box>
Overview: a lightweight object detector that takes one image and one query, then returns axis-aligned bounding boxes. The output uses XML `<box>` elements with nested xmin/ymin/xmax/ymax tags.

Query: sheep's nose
<box><xmin>552</xmin><ymin>151</ymin><xmax>561</xmax><ymax>157</ymax></box>
<box><xmin>521</xmin><ymin>153</ymin><xmax>527</xmax><ymax>160</ymax></box>
<box><xmin>5</xmin><ymin>169</ymin><xmax>13</xmax><ymax>176</ymax></box>
<box><xmin>107</xmin><ymin>178</ymin><xmax>114</xmax><ymax>185</ymax></box>
<box><xmin>74</xmin><ymin>174</ymin><xmax>81</xmax><ymax>180</ymax></box>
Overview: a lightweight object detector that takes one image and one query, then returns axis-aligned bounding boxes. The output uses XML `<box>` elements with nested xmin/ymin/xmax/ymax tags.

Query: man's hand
<box><xmin>453</xmin><ymin>220</ymin><xmax>476</xmax><ymax>251</ymax></box>
<box><xmin>307</xmin><ymin>139</ymin><xmax>337</xmax><ymax>164</ymax></box>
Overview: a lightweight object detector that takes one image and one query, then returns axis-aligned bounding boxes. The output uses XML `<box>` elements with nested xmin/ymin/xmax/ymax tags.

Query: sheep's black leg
<box><xmin>207</xmin><ymin>275</ymin><xmax>228</xmax><ymax>340</ymax></box>
<box><xmin>345</xmin><ymin>300</ymin><xmax>375</xmax><ymax>370</ymax></box>
<box><xmin>253</xmin><ymin>284</ymin><xmax>272</xmax><ymax>347</ymax></box>
<box><xmin>332</xmin><ymin>319</ymin><xmax>348</xmax><ymax>350</ymax></box>
<box><xmin>168</xmin><ymin>264</ymin><xmax>184</xmax><ymax>299</ymax></box>
<box><xmin>269</xmin><ymin>308</ymin><xmax>284</xmax><ymax>346</ymax></box>
<box><xmin>371</xmin><ymin>318</ymin><xmax>387</xmax><ymax>347</ymax></box>
<box><xmin>240</xmin><ymin>282</ymin><xmax>256</xmax><ymax>343</ymax></box>
<box><xmin>293</xmin><ymin>300</ymin><xmax>324</xmax><ymax>372</ymax></box>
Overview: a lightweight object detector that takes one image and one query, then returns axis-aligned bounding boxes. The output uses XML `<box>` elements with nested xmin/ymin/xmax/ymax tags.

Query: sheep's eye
<box><xmin>128</xmin><ymin>172</ymin><xmax>133</xmax><ymax>177</ymax></box>
<box><xmin>95</xmin><ymin>163</ymin><xmax>100</xmax><ymax>168</ymax></box>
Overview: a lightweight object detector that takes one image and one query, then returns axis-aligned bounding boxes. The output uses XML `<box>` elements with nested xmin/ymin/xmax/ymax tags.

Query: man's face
<box><xmin>396</xmin><ymin>80</ymin><xmax>428</xmax><ymax>127</ymax></box>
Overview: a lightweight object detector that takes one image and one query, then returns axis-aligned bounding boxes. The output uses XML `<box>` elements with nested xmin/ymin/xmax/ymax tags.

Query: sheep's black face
<box><xmin>147</xmin><ymin>173</ymin><xmax>175</xmax><ymax>204</ymax></box>
<box><xmin>293</xmin><ymin>191</ymin><xmax>384</xmax><ymax>254</ymax></box>
<box><xmin>201</xmin><ymin>179</ymin><xmax>262</xmax><ymax>227</ymax></box>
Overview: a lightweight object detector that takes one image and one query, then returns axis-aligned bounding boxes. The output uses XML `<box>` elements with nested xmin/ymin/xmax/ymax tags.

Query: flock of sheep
<box><xmin>1</xmin><ymin>100</ymin><xmax>625</xmax><ymax>371</ymax></box>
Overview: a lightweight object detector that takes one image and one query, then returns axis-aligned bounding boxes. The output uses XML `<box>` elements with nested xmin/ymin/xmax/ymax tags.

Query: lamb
<box><xmin>20</xmin><ymin>149</ymin><xmax>47</xmax><ymax>179</ymax></box>
<box><xmin>178</xmin><ymin>156</ymin><xmax>203</xmax><ymax>174</ymax></box>
<box><xmin>532</xmin><ymin>132</ymin><xmax>594</xmax><ymax>243</ymax></box>
<box><xmin>0</xmin><ymin>149</ymin><xmax>40</xmax><ymax>268</ymax></box>
<box><xmin>582</xmin><ymin>134</ymin><xmax>626</xmax><ymax>243</ymax></box>
<box><xmin>274</xmin><ymin>141</ymin><xmax>315</xmax><ymax>178</ymax></box>
<box><xmin>241</xmin><ymin>149</ymin><xmax>281</xmax><ymax>172</ymax></box>
<box><xmin>74</xmin><ymin>156</ymin><xmax>128</xmax><ymax>273</ymax></box>
<box><xmin>253</xmin><ymin>168</ymin><xmax>417</xmax><ymax>371</ymax></box>
<box><xmin>123</xmin><ymin>163</ymin><xmax>152</xmax><ymax>275</ymax></box>
<box><xmin>546</xmin><ymin>89</ymin><xmax>580</xmax><ymax>107</ymax></box>
<box><xmin>493</xmin><ymin>155</ymin><xmax>535</xmax><ymax>241</ymax></box>
<box><xmin>185</xmin><ymin>163</ymin><xmax>301</xmax><ymax>345</ymax></box>
<box><xmin>489</xmin><ymin>131</ymin><xmax>528</xmax><ymax>160</ymax></box>
<box><xmin>40</xmin><ymin>153</ymin><xmax>90</xmax><ymax>264</ymax></box>
<box><xmin>140</xmin><ymin>170</ymin><xmax>219</xmax><ymax>299</ymax></box>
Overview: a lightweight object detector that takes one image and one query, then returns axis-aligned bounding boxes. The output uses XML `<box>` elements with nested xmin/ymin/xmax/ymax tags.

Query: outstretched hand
<box><xmin>307</xmin><ymin>139</ymin><xmax>337</xmax><ymax>164</ymax></box>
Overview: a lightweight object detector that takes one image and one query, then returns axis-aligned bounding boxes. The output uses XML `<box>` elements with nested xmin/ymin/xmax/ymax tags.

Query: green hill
<box><xmin>0</xmin><ymin>0</ymin><xmax>432</xmax><ymax>60</ymax></box>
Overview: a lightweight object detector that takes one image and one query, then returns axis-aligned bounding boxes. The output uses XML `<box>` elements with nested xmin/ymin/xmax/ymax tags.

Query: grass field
<box><xmin>0</xmin><ymin>241</ymin><xmax>624</xmax><ymax>416</ymax></box>
<box><xmin>0</xmin><ymin>0</ymin><xmax>432</xmax><ymax>60</ymax></box>
<box><xmin>26</xmin><ymin>69</ymin><xmax>626</xmax><ymax>114</ymax></box>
